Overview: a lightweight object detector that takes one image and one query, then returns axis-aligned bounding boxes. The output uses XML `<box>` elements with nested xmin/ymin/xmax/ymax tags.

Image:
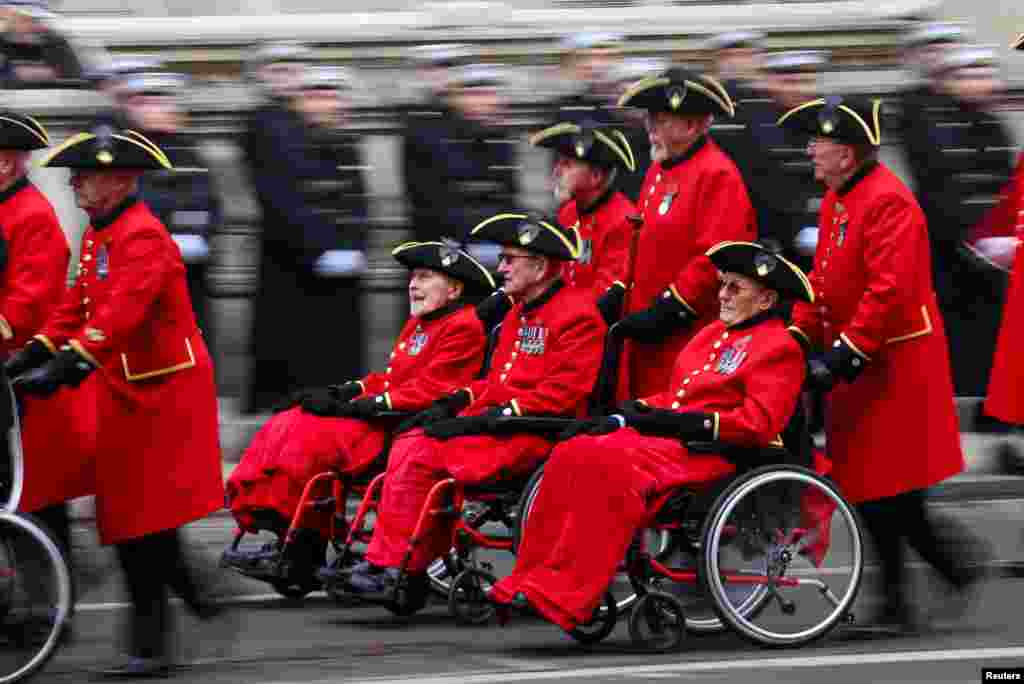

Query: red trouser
<box><xmin>490</xmin><ymin>428</ymin><xmax>735</xmax><ymax>631</ymax></box>
<box><xmin>364</xmin><ymin>429</ymin><xmax>552</xmax><ymax>573</ymax></box>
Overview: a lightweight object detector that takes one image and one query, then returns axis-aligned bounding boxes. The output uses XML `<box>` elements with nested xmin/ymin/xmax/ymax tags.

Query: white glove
<box><xmin>973</xmin><ymin>237</ymin><xmax>1020</xmax><ymax>270</ymax></box>
<box><xmin>172</xmin><ymin>234</ymin><xmax>210</xmax><ymax>263</ymax></box>
<box><xmin>314</xmin><ymin>250</ymin><xmax>367</xmax><ymax>277</ymax></box>
<box><xmin>793</xmin><ymin>227</ymin><xmax>819</xmax><ymax>257</ymax></box>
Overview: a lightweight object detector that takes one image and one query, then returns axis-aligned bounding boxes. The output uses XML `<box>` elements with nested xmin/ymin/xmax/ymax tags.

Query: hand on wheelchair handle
<box><xmin>614</xmin><ymin>290</ymin><xmax>692</xmax><ymax>343</ymax></box>
<box><xmin>806</xmin><ymin>358</ymin><xmax>836</xmax><ymax>393</ymax></box>
<box><xmin>336</xmin><ymin>396</ymin><xmax>383</xmax><ymax>419</ymax></box>
<box><xmin>4</xmin><ymin>339</ymin><xmax>53</xmax><ymax>380</ymax></box>
<box><xmin>596</xmin><ymin>282</ymin><xmax>626</xmax><ymax>326</ymax></box>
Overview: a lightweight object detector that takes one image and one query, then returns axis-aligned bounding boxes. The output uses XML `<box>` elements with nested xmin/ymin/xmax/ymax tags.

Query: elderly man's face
<box><xmin>69</xmin><ymin>170</ymin><xmax>136</xmax><ymax>217</ymax></box>
<box><xmin>552</xmin><ymin>154</ymin><xmax>602</xmax><ymax>204</ymax></box>
<box><xmin>718</xmin><ymin>272</ymin><xmax>777</xmax><ymax>327</ymax></box>
<box><xmin>497</xmin><ymin>246</ymin><xmax>547</xmax><ymax>298</ymax></box>
<box><xmin>408</xmin><ymin>268</ymin><xmax>462</xmax><ymax>318</ymax></box>
<box><xmin>645</xmin><ymin>112</ymin><xmax>707</xmax><ymax>164</ymax></box>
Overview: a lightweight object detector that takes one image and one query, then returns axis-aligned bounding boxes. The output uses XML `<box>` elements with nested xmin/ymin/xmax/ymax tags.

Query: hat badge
<box><xmin>820</xmin><ymin>118</ymin><xmax>835</xmax><ymax>135</ymax></box>
<box><xmin>96</xmin><ymin>149</ymin><xmax>113</xmax><ymax>164</ymax></box>
<box><xmin>755</xmin><ymin>253</ymin><xmax>777</xmax><ymax>277</ymax></box>
<box><xmin>440</xmin><ymin>249</ymin><xmax>458</xmax><ymax>267</ymax></box>
<box><xmin>574</xmin><ymin>140</ymin><xmax>587</xmax><ymax>158</ymax></box>
<box><xmin>518</xmin><ymin>223</ymin><xmax>540</xmax><ymax>246</ymax></box>
<box><xmin>668</xmin><ymin>84</ymin><xmax>687</xmax><ymax>110</ymax></box>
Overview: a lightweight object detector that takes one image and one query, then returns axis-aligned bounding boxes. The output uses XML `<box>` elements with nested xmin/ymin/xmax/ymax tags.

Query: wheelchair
<box><xmin>0</xmin><ymin>372</ymin><xmax>74</xmax><ymax>682</ymax></box>
<box><xmin>512</xmin><ymin>415</ymin><xmax>864</xmax><ymax>652</ymax></box>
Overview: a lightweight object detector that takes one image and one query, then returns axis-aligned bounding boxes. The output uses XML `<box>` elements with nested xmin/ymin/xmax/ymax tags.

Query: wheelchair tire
<box><xmin>568</xmin><ymin>591</ymin><xmax>618</xmax><ymax>645</ymax></box>
<box><xmin>0</xmin><ymin>511</ymin><xmax>72</xmax><ymax>683</ymax></box>
<box><xmin>386</xmin><ymin>573</ymin><xmax>429</xmax><ymax>617</ymax></box>
<box><xmin>628</xmin><ymin>591</ymin><xmax>686</xmax><ymax>653</ymax></box>
<box><xmin>448</xmin><ymin>568</ymin><xmax>497</xmax><ymax>626</ymax></box>
<box><xmin>699</xmin><ymin>465</ymin><xmax>863</xmax><ymax>648</ymax></box>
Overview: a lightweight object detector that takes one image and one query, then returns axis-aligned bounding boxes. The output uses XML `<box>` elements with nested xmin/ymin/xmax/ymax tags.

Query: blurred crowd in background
<box><xmin>1</xmin><ymin>0</ymin><xmax>1021</xmax><ymax>421</ymax></box>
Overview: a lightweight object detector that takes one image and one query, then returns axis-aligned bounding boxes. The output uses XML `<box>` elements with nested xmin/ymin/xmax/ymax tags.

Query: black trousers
<box><xmin>856</xmin><ymin>489</ymin><xmax>974</xmax><ymax>615</ymax></box>
<box><xmin>114</xmin><ymin>528</ymin><xmax>208</xmax><ymax>659</ymax></box>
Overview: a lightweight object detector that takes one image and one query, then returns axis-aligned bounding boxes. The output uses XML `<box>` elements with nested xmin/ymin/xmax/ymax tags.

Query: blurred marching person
<box><xmin>529</xmin><ymin>121</ymin><xmax>636</xmax><ymax>324</ymax></box>
<box><xmin>6</xmin><ymin>128</ymin><xmax>228</xmax><ymax>676</ymax></box>
<box><xmin>612</xmin><ymin>68</ymin><xmax>756</xmax><ymax>399</ymax></box>
<box><xmin>244</xmin><ymin>57</ymin><xmax>371</xmax><ymax>414</ymax></box>
<box><xmin>551</xmin><ymin>32</ymin><xmax>624</xmax><ymax>126</ymax></box>
<box><xmin>490</xmin><ymin>242</ymin><xmax>812</xmax><ymax>631</ymax></box>
<box><xmin>967</xmin><ymin>32</ymin><xmax>1024</xmax><ymax>474</ymax></box>
<box><xmin>718</xmin><ymin>50</ymin><xmax>827</xmax><ymax>273</ymax></box>
<box><xmin>400</xmin><ymin>62</ymin><xmax>518</xmax><ymax>262</ymax></box>
<box><xmin>902</xmin><ymin>44</ymin><xmax>1016</xmax><ymax>399</ymax></box>
<box><xmin>0</xmin><ymin>111</ymin><xmax>73</xmax><ymax>558</ymax></box>
<box><xmin>782</xmin><ymin>96</ymin><xmax>987</xmax><ymax>632</ymax></box>
<box><xmin>704</xmin><ymin>30</ymin><xmax>765</xmax><ymax>104</ymax></box>
<box><xmin>231</xmin><ymin>241</ymin><xmax>496</xmax><ymax>583</ymax></box>
<box><xmin>118</xmin><ymin>68</ymin><xmax>222</xmax><ymax>360</ymax></box>
<box><xmin>0</xmin><ymin>0</ymin><xmax>87</xmax><ymax>86</ymax></box>
<box><xmin>87</xmin><ymin>54</ymin><xmax>168</xmax><ymax>131</ymax></box>
<box><xmin>401</xmin><ymin>43</ymin><xmax>472</xmax><ymax>244</ymax></box>
<box><xmin>336</xmin><ymin>215</ymin><xmax>604</xmax><ymax>600</ymax></box>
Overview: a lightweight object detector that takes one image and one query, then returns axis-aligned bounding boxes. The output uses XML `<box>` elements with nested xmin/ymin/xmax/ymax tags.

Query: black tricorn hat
<box><xmin>706</xmin><ymin>241</ymin><xmax>814</xmax><ymax>303</ymax></box>
<box><xmin>529</xmin><ymin>121</ymin><xmax>636</xmax><ymax>172</ymax></box>
<box><xmin>777</xmin><ymin>95</ymin><xmax>882</xmax><ymax>147</ymax></box>
<box><xmin>617</xmin><ymin>67</ymin><xmax>734</xmax><ymax>117</ymax></box>
<box><xmin>0</xmin><ymin>110</ymin><xmax>49</xmax><ymax>150</ymax></box>
<box><xmin>391</xmin><ymin>240</ymin><xmax>496</xmax><ymax>295</ymax></box>
<box><xmin>469</xmin><ymin>212</ymin><xmax>581</xmax><ymax>261</ymax></box>
<box><xmin>40</xmin><ymin>127</ymin><xmax>172</xmax><ymax>170</ymax></box>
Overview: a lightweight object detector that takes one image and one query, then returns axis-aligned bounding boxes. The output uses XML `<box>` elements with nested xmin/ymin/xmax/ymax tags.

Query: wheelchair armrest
<box><xmin>489</xmin><ymin>416</ymin><xmax>575</xmax><ymax>436</ymax></box>
<box><xmin>685</xmin><ymin>441</ymin><xmax>792</xmax><ymax>468</ymax></box>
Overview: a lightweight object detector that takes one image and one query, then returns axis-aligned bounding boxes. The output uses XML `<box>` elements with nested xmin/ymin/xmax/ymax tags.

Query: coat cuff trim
<box><xmin>67</xmin><ymin>340</ymin><xmax>101</xmax><ymax>368</ymax></box>
<box><xmin>33</xmin><ymin>334</ymin><xmax>56</xmax><ymax>354</ymax></box>
<box><xmin>509</xmin><ymin>398</ymin><xmax>522</xmax><ymax>416</ymax></box>
<box><xmin>667</xmin><ymin>284</ymin><xmax>698</xmax><ymax>316</ymax></box>
<box><xmin>839</xmin><ymin>333</ymin><xmax>872</xmax><ymax>362</ymax></box>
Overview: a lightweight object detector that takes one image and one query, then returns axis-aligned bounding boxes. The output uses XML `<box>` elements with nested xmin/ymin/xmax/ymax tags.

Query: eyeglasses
<box><xmin>497</xmin><ymin>253</ymin><xmax>539</xmax><ymax>266</ymax></box>
<box><xmin>718</xmin><ymin>279</ymin><xmax>758</xmax><ymax>297</ymax></box>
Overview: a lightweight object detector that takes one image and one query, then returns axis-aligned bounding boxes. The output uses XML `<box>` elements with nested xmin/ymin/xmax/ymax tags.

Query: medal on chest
<box><xmin>96</xmin><ymin>244</ymin><xmax>110</xmax><ymax>280</ymax></box>
<box><xmin>408</xmin><ymin>326</ymin><xmax>429</xmax><ymax>356</ymax></box>
<box><xmin>658</xmin><ymin>183</ymin><xmax>679</xmax><ymax>216</ymax></box>
<box><xmin>715</xmin><ymin>335</ymin><xmax>752</xmax><ymax>375</ymax></box>
<box><xmin>518</xmin><ymin>323</ymin><xmax>547</xmax><ymax>356</ymax></box>
<box><xmin>578</xmin><ymin>237</ymin><xmax>593</xmax><ymax>265</ymax></box>
<box><xmin>831</xmin><ymin>202</ymin><xmax>849</xmax><ymax>247</ymax></box>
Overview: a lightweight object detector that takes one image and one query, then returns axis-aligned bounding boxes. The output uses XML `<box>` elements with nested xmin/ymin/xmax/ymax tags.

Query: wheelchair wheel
<box><xmin>700</xmin><ymin>466</ymin><xmax>862</xmax><ymax>647</ymax></box>
<box><xmin>448</xmin><ymin>568</ymin><xmax>497</xmax><ymax>626</ymax></box>
<box><xmin>0</xmin><ymin>512</ymin><xmax>72</xmax><ymax>683</ymax></box>
<box><xmin>652</xmin><ymin>530</ymin><xmax>770</xmax><ymax>635</ymax></box>
<box><xmin>628</xmin><ymin>591</ymin><xmax>686</xmax><ymax>653</ymax></box>
<box><xmin>386</xmin><ymin>573</ymin><xmax>429</xmax><ymax>617</ymax></box>
<box><xmin>568</xmin><ymin>591</ymin><xmax>618</xmax><ymax>645</ymax></box>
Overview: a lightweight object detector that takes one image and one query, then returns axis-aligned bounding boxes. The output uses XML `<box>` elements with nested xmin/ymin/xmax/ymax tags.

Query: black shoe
<box><xmin>317</xmin><ymin>558</ymin><xmax>365</xmax><ymax>586</ymax></box>
<box><xmin>347</xmin><ymin>563</ymin><xmax>400</xmax><ymax>599</ymax></box>
<box><xmin>95</xmin><ymin>656</ymin><xmax>171</xmax><ymax>679</ymax></box>
<box><xmin>845</xmin><ymin>605</ymin><xmax>919</xmax><ymax>637</ymax></box>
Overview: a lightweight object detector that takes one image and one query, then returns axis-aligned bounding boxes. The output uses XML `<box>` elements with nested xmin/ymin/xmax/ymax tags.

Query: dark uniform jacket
<box><xmin>402</xmin><ymin>100</ymin><xmax>518</xmax><ymax>242</ymax></box>
<box><xmin>900</xmin><ymin>85</ymin><xmax>1016</xmax><ymax>394</ymax></box>
<box><xmin>243</xmin><ymin>99</ymin><xmax>370</xmax><ymax>411</ymax></box>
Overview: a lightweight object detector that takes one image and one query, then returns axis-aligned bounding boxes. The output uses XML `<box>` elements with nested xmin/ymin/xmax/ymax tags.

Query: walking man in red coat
<box><xmin>7</xmin><ymin>127</ymin><xmax>228</xmax><ymax>677</ymax></box>
<box><xmin>529</xmin><ymin>121</ymin><xmax>637</xmax><ymax>324</ymax></box>
<box><xmin>490</xmin><ymin>241</ymin><xmax>811</xmax><ymax>632</ymax></box>
<box><xmin>781</xmin><ymin>96</ymin><xmax>985</xmax><ymax>632</ymax></box>
<box><xmin>335</xmin><ymin>213</ymin><xmax>605</xmax><ymax>599</ymax></box>
<box><xmin>0</xmin><ymin>111</ymin><xmax>74</xmax><ymax>542</ymax></box>
<box><xmin>613</xmin><ymin>68</ymin><xmax>757</xmax><ymax>398</ymax></box>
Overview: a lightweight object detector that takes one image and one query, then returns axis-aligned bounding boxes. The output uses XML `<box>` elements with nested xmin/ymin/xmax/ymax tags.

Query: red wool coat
<box><xmin>790</xmin><ymin>162</ymin><xmax>963</xmax><ymax>504</ymax></box>
<box><xmin>0</xmin><ymin>179</ymin><xmax>80</xmax><ymax>513</ymax></box>
<box><xmin>972</xmin><ymin>156</ymin><xmax>1024</xmax><ymax>424</ymax></box>
<box><xmin>364</xmin><ymin>281</ymin><xmax>606</xmax><ymax>572</ymax></box>
<box><xmin>557</xmin><ymin>190</ymin><xmax>635</xmax><ymax>300</ymax></box>
<box><xmin>624</xmin><ymin>135</ymin><xmax>756</xmax><ymax>398</ymax></box>
<box><xmin>490</xmin><ymin>315</ymin><xmax>805</xmax><ymax>631</ymax></box>
<box><xmin>226</xmin><ymin>304</ymin><xmax>487</xmax><ymax>531</ymax></box>
<box><xmin>33</xmin><ymin>199</ymin><xmax>223</xmax><ymax>544</ymax></box>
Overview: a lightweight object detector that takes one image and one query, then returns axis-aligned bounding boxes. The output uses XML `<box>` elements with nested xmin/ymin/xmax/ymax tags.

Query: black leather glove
<box><xmin>395</xmin><ymin>389</ymin><xmax>473</xmax><ymax>433</ymax></box>
<box><xmin>475</xmin><ymin>289</ymin><xmax>512</xmax><ymax>334</ymax></box>
<box><xmin>334</xmin><ymin>396</ymin><xmax>386</xmax><ymax>419</ymax></box>
<box><xmin>596</xmin><ymin>282</ymin><xmax>627</xmax><ymax>326</ymax></box>
<box><xmin>13</xmin><ymin>348</ymin><xmax>95</xmax><ymax>398</ymax></box>
<box><xmin>615</xmin><ymin>290</ymin><xmax>693</xmax><ymax>343</ymax></box>
<box><xmin>4</xmin><ymin>339</ymin><xmax>53</xmax><ymax>379</ymax></box>
<box><xmin>812</xmin><ymin>338</ymin><xmax>868</xmax><ymax>391</ymax></box>
<box><xmin>557</xmin><ymin>416</ymin><xmax>623</xmax><ymax>441</ymax></box>
<box><xmin>624</xmin><ymin>407</ymin><xmax>716</xmax><ymax>441</ymax></box>
<box><xmin>298</xmin><ymin>382</ymin><xmax>363</xmax><ymax>415</ymax></box>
